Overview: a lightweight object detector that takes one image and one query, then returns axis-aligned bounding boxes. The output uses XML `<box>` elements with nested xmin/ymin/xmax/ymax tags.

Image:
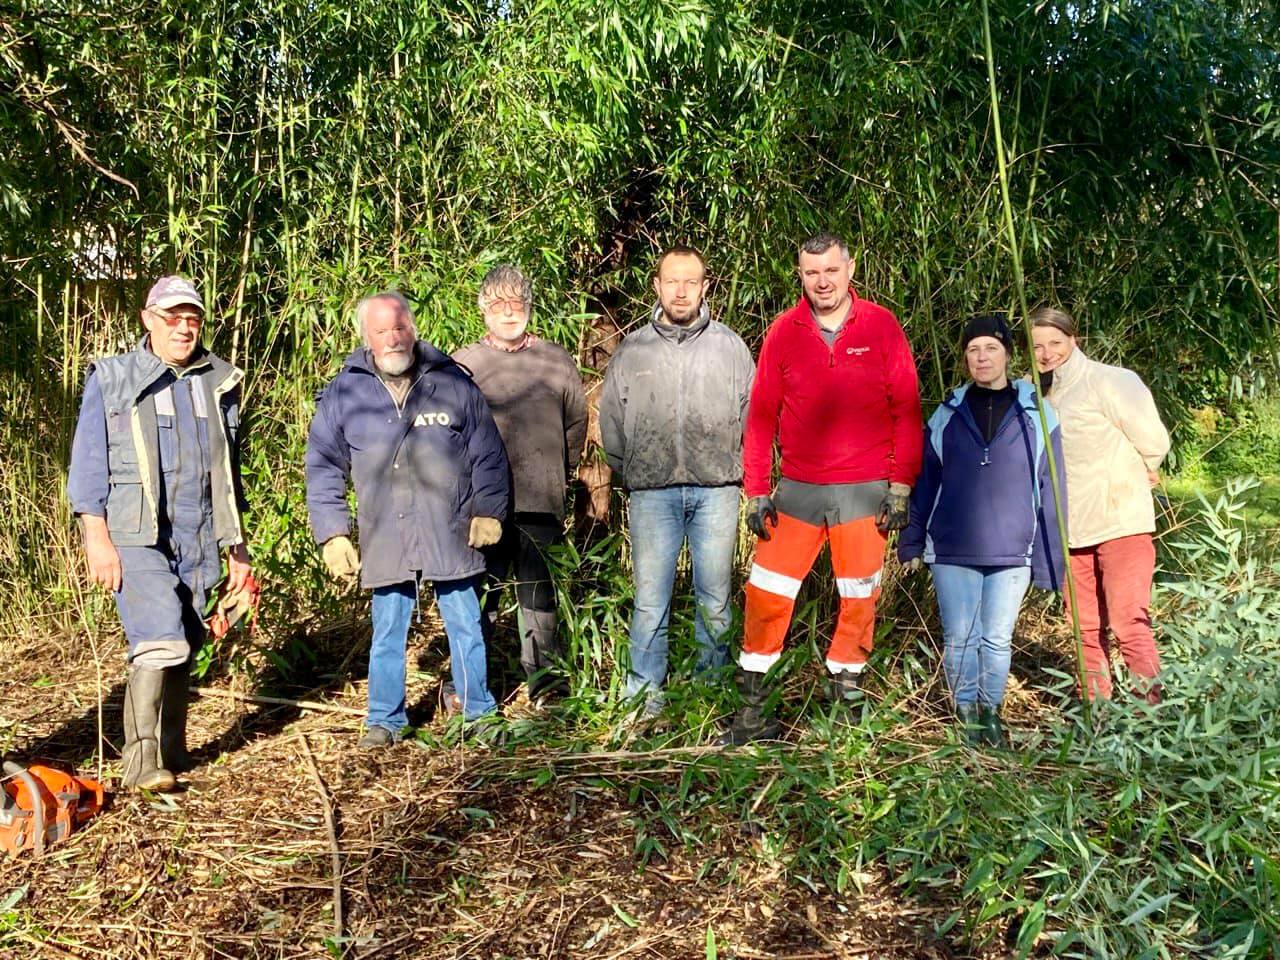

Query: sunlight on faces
<box><xmin>965</xmin><ymin>336</ymin><xmax>1009</xmax><ymax>389</ymax></box>
<box><xmin>653</xmin><ymin>253</ymin><xmax>708</xmax><ymax>325</ymax></box>
<box><xmin>1032</xmin><ymin>325</ymin><xmax>1076</xmax><ymax>373</ymax></box>
<box><xmin>142</xmin><ymin>305</ymin><xmax>203</xmax><ymax>367</ymax></box>
<box><xmin>481</xmin><ymin>286</ymin><xmax>531</xmax><ymax>344</ymax></box>
<box><xmin>798</xmin><ymin>247</ymin><xmax>854</xmax><ymax>315</ymax></box>
<box><xmin>363</xmin><ymin>297</ymin><xmax>416</xmax><ymax>375</ymax></box>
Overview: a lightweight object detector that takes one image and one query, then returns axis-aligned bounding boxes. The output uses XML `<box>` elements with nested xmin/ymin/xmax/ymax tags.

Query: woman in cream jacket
<box><xmin>1030</xmin><ymin>307</ymin><xmax>1170</xmax><ymax>702</ymax></box>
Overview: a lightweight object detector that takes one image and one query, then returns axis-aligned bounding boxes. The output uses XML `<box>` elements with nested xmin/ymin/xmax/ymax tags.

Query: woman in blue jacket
<box><xmin>899</xmin><ymin>314</ymin><xmax>1066</xmax><ymax>747</ymax></box>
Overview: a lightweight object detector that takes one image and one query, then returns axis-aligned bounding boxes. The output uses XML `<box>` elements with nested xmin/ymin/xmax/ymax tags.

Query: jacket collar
<box><xmin>131</xmin><ymin>336</ymin><xmax>228</xmax><ymax>389</ymax></box>
<box><xmin>786</xmin><ymin>287</ymin><xmax>861</xmax><ymax>329</ymax></box>
<box><xmin>944</xmin><ymin>378</ymin><xmax>1041</xmax><ymax>413</ymax></box>
<box><xmin>343</xmin><ymin>339</ymin><xmax>454</xmax><ymax>376</ymax></box>
<box><xmin>649</xmin><ymin>301</ymin><xmax>710</xmax><ymax>343</ymax></box>
<box><xmin>1048</xmin><ymin>345</ymin><xmax>1087</xmax><ymax>392</ymax></box>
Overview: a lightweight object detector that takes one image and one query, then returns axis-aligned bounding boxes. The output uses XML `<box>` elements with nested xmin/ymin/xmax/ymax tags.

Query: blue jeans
<box><xmin>624</xmin><ymin>485</ymin><xmax>740</xmax><ymax>701</ymax></box>
<box><xmin>931</xmin><ymin>564</ymin><xmax>1031</xmax><ymax>709</ymax></box>
<box><xmin>368</xmin><ymin>577</ymin><xmax>496</xmax><ymax>731</ymax></box>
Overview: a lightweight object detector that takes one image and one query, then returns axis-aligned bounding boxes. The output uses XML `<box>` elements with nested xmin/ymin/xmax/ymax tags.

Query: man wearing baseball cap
<box><xmin>68</xmin><ymin>275</ymin><xmax>254</xmax><ymax>792</ymax></box>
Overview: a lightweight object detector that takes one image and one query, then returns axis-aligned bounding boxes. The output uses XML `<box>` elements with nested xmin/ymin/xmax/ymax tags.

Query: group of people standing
<box><xmin>66</xmin><ymin>232</ymin><xmax>1170</xmax><ymax>792</ymax></box>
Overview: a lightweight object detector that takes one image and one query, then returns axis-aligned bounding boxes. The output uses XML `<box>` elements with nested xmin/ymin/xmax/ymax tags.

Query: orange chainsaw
<box><xmin>0</xmin><ymin>761</ymin><xmax>105</xmax><ymax>856</ymax></box>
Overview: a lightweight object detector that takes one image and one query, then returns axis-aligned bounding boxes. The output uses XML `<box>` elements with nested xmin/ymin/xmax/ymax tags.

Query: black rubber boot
<box><xmin>978</xmin><ymin>705</ymin><xmax>1007</xmax><ymax>749</ymax></box>
<box><xmin>956</xmin><ymin>703</ymin><xmax>983</xmax><ymax>746</ymax></box>
<box><xmin>826</xmin><ymin>669</ymin><xmax>864</xmax><ymax>704</ymax></box>
<box><xmin>520</xmin><ymin>608</ymin><xmax>567</xmax><ymax>701</ymax></box>
<box><xmin>121</xmin><ymin>668</ymin><xmax>177</xmax><ymax>792</ymax></box>
<box><xmin>158</xmin><ymin>665</ymin><xmax>192</xmax><ymax>773</ymax></box>
<box><xmin>717</xmin><ymin>668</ymin><xmax>782</xmax><ymax>747</ymax></box>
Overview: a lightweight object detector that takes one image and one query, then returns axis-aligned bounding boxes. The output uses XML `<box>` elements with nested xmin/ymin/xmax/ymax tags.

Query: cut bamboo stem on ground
<box><xmin>193</xmin><ymin>687</ymin><xmax>365</xmax><ymax>717</ymax></box>
<box><xmin>300</xmin><ymin>734</ymin><xmax>343</xmax><ymax>942</ymax></box>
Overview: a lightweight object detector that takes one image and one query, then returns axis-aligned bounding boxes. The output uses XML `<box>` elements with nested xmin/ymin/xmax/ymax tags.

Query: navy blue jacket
<box><xmin>899</xmin><ymin>380</ymin><xmax>1066</xmax><ymax>590</ymax></box>
<box><xmin>305</xmin><ymin>342</ymin><xmax>510</xmax><ymax>588</ymax></box>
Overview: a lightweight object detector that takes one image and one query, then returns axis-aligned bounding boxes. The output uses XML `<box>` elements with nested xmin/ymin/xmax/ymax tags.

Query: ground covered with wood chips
<box><xmin>0</xmin><ymin>614</ymin><xmax>1017</xmax><ymax>959</ymax></box>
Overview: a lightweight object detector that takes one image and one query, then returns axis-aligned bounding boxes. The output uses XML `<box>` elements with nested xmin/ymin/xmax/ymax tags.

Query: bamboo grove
<box><xmin>3</xmin><ymin>2</ymin><xmax>1280</xmax><ymax>954</ymax></box>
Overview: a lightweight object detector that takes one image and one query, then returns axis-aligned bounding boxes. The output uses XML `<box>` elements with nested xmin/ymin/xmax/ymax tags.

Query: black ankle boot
<box><xmin>718</xmin><ymin>668</ymin><xmax>782</xmax><ymax>747</ymax></box>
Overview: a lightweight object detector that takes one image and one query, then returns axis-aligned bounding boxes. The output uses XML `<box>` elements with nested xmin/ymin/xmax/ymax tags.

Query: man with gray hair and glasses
<box><xmin>305</xmin><ymin>291</ymin><xmax>510</xmax><ymax>746</ymax></box>
<box><xmin>454</xmin><ymin>265</ymin><xmax>587</xmax><ymax>706</ymax></box>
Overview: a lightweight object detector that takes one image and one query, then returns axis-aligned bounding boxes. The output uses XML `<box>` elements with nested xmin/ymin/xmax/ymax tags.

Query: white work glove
<box><xmin>321</xmin><ymin>535</ymin><xmax>361</xmax><ymax>585</ymax></box>
<box><xmin>468</xmin><ymin>517</ymin><xmax>503</xmax><ymax>548</ymax></box>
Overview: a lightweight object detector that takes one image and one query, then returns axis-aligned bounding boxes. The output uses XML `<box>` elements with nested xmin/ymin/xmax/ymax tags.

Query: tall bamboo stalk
<box><xmin>980</xmin><ymin>0</ymin><xmax>1090</xmax><ymax>727</ymax></box>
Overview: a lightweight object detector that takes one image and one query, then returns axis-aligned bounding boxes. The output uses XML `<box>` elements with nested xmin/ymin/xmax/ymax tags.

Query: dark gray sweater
<box><xmin>453</xmin><ymin>338</ymin><xmax>587</xmax><ymax>519</ymax></box>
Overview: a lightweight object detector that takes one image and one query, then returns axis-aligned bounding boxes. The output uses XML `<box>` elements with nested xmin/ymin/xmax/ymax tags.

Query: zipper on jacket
<box><xmin>378</xmin><ymin>371</ymin><xmax>426</xmax><ymax>419</ymax></box>
<box><xmin>954</xmin><ymin>391</ymin><xmax>1037</xmax><ymax>469</ymax></box>
<box><xmin>805</xmin><ymin>322</ymin><xmax>839</xmax><ymax>366</ymax></box>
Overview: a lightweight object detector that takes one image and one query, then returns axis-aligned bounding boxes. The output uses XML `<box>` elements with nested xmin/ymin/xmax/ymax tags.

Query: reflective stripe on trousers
<box><xmin>741</xmin><ymin>510</ymin><xmax>886</xmax><ymax>674</ymax></box>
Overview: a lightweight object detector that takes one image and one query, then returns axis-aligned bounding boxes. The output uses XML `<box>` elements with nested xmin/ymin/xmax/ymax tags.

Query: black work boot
<box><xmin>520</xmin><ymin>608</ymin><xmax>568</xmax><ymax>702</ymax></box>
<box><xmin>157</xmin><ymin>665</ymin><xmax>192</xmax><ymax>773</ymax></box>
<box><xmin>121</xmin><ymin>668</ymin><xmax>177</xmax><ymax>792</ymax></box>
<box><xmin>955</xmin><ymin>703</ymin><xmax>982</xmax><ymax>746</ymax></box>
<box><xmin>978</xmin><ymin>705</ymin><xmax>1007</xmax><ymax>749</ymax></box>
<box><xmin>826</xmin><ymin>669</ymin><xmax>864</xmax><ymax>704</ymax></box>
<box><xmin>717</xmin><ymin>668</ymin><xmax>782</xmax><ymax>747</ymax></box>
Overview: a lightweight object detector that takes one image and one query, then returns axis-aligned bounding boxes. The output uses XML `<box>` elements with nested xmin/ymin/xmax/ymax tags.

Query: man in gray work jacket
<box><xmin>599</xmin><ymin>246</ymin><xmax>754</xmax><ymax>717</ymax></box>
<box><xmin>68</xmin><ymin>275</ymin><xmax>253</xmax><ymax>792</ymax></box>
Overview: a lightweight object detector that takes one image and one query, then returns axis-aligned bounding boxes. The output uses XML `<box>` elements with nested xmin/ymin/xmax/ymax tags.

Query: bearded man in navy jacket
<box><xmin>306</xmin><ymin>291</ymin><xmax>510</xmax><ymax>746</ymax></box>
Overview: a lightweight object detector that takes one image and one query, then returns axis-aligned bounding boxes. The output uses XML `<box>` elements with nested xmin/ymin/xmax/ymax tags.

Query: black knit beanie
<box><xmin>960</xmin><ymin>313</ymin><xmax>1014</xmax><ymax>354</ymax></box>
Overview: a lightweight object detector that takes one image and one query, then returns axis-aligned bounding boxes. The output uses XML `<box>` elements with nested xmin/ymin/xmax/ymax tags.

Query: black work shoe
<box><xmin>826</xmin><ymin>669</ymin><xmax>864</xmax><ymax>704</ymax></box>
<box><xmin>358</xmin><ymin>725</ymin><xmax>396</xmax><ymax>749</ymax></box>
<box><xmin>717</xmin><ymin>668</ymin><xmax>782</xmax><ymax>748</ymax></box>
<box><xmin>978</xmin><ymin>706</ymin><xmax>1007</xmax><ymax>749</ymax></box>
<box><xmin>716</xmin><ymin>708</ymin><xmax>783</xmax><ymax>747</ymax></box>
<box><xmin>955</xmin><ymin>704</ymin><xmax>983</xmax><ymax>746</ymax></box>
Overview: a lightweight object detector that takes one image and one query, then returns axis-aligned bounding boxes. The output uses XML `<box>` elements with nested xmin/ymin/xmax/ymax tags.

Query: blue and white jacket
<box><xmin>898</xmin><ymin>380</ymin><xmax>1066</xmax><ymax>590</ymax></box>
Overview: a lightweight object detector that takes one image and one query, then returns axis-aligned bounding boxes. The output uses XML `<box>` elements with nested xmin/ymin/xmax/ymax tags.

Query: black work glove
<box><xmin>875</xmin><ymin>487</ymin><xmax>910</xmax><ymax>535</ymax></box>
<box><xmin>746</xmin><ymin>495</ymin><xmax>778</xmax><ymax>541</ymax></box>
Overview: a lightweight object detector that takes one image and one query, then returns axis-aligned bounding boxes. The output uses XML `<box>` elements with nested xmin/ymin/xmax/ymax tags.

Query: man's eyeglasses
<box><xmin>484</xmin><ymin>297</ymin><xmax>527</xmax><ymax>314</ymax></box>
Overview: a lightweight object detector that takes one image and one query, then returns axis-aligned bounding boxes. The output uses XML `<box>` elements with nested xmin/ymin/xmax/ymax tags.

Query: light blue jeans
<box><xmin>368</xmin><ymin>577</ymin><xmax>496</xmax><ymax>732</ymax></box>
<box><xmin>931</xmin><ymin>564</ymin><xmax>1031</xmax><ymax>709</ymax></box>
<box><xmin>624</xmin><ymin>484</ymin><xmax>740</xmax><ymax>701</ymax></box>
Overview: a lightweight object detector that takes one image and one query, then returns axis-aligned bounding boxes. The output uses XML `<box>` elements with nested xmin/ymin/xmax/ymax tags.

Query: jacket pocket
<box><xmin>106</xmin><ymin>409</ymin><xmax>139</xmax><ymax>467</ymax></box>
<box><xmin>157</xmin><ymin>414</ymin><xmax>176</xmax><ymax>473</ymax></box>
<box><xmin>106</xmin><ymin>481</ymin><xmax>144</xmax><ymax>536</ymax></box>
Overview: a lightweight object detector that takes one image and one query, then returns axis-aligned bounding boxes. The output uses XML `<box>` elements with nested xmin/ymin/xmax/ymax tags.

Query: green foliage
<box><xmin>2</xmin><ymin>4</ymin><xmax>1279</xmax><ymax>951</ymax></box>
<box><xmin>494</xmin><ymin>483</ymin><xmax>1279</xmax><ymax>957</ymax></box>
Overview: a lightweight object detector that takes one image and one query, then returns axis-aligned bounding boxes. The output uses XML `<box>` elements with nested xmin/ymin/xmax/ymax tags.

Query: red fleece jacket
<box><xmin>743</xmin><ymin>290</ymin><xmax>923</xmax><ymax>497</ymax></box>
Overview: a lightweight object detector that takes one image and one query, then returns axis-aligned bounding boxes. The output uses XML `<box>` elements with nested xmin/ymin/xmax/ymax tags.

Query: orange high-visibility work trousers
<box><xmin>741</xmin><ymin>511</ymin><xmax>886</xmax><ymax>674</ymax></box>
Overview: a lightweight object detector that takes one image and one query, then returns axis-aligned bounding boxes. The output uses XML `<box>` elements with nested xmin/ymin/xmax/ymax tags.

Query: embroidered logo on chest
<box><xmin>413</xmin><ymin>411</ymin><xmax>453</xmax><ymax>427</ymax></box>
<box><xmin>846</xmin><ymin>345</ymin><xmax>870</xmax><ymax>356</ymax></box>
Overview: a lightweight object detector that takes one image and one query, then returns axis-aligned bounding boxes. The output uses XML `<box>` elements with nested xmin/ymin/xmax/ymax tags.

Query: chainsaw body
<box><xmin>0</xmin><ymin>761</ymin><xmax>105</xmax><ymax>856</ymax></box>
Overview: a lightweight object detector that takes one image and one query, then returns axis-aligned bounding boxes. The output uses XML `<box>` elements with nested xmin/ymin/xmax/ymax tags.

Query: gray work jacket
<box><xmin>599</xmin><ymin>304</ymin><xmax>754</xmax><ymax>491</ymax></box>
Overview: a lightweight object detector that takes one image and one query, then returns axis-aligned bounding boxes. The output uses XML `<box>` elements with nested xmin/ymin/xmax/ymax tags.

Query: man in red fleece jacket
<box><xmin>720</xmin><ymin>233</ymin><xmax>923</xmax><ymax>745</ymax></box>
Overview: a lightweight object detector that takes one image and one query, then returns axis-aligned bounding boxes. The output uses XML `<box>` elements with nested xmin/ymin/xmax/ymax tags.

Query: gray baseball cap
<box><xmin>145</xmin><ymin>275</ymin><xmax>205</xmax><ymax>312</ymax></box>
